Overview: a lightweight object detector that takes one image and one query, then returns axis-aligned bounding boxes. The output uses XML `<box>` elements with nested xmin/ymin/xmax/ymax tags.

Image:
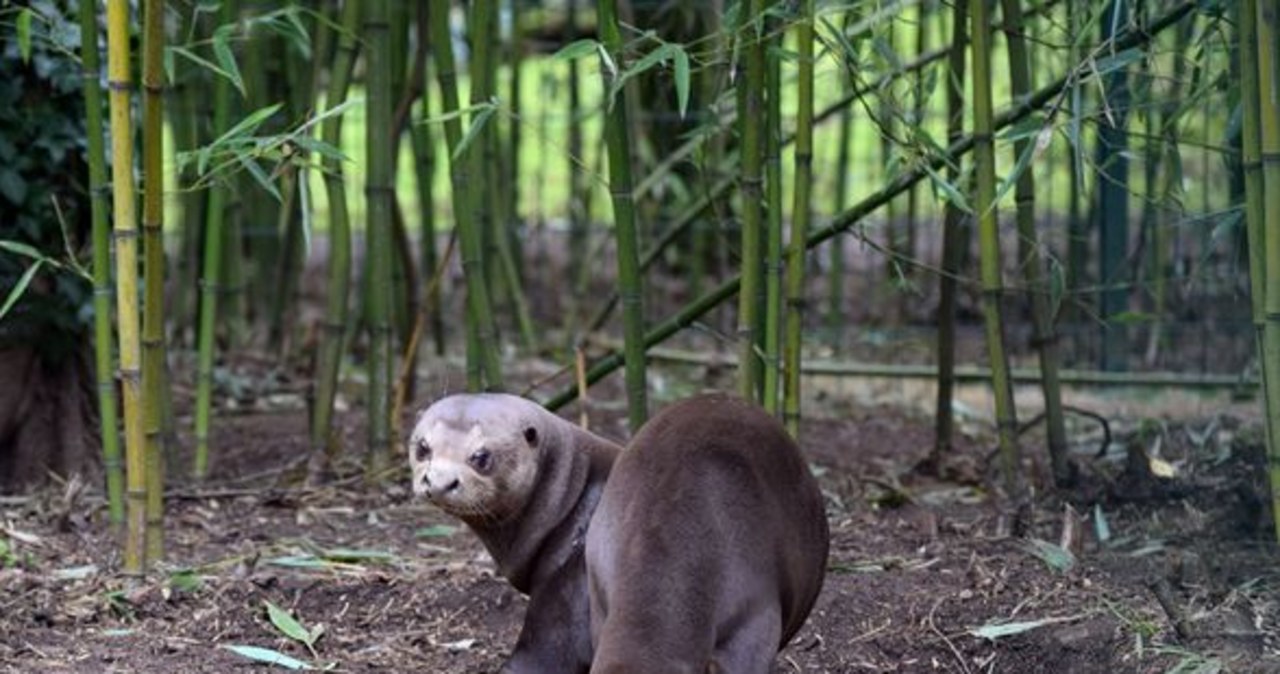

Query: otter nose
<box><xmin>424</xmin><ymin>469</ymin><xmax>461</xmax><ymax>499</ymax></box>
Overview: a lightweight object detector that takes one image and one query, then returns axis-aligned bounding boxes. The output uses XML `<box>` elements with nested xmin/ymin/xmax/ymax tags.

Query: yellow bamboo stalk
<box><xmin>107</xmin><ymin>0</ymin><xmax>146</xmax><ymax>575</ymax></box>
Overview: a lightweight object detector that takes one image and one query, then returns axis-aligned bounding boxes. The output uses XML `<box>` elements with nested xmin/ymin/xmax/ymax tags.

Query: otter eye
<box><xmin>469</xmin><ymin>448</ymin><xmax>493</xmax><ymax>473</ymax></box>
<box><xmin>524</xmin><ymin>427</ymin><xmax>538</xmax><ymax>447</ymax></box>
<box><xmin>415</xmin><ymin>440</ymin><xmax>432</xmax><ymax>462</ymax></box>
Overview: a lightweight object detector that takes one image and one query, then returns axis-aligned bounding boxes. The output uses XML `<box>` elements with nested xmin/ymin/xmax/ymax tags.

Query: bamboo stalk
<box><xmin>1146</xmin><ymin>21</ymin><xmax>1191</xmax><ymax>366</ymax></box>
<box><xmin>366</xmin><ymin>0</ymin><xmax>394</xmax><ymax>478</ymax></box>
<box><xmin>545</xmin><ymin>0</ymin><xmax>1197</xmax><ymax>411</ymax></box>
<box><xmin>1254</xmin><ymin>0</ymin><xmax>1280</xmax><ymax>542</ymax></box>
<box><xmin>1241</xmin><ymin>0</ymin><xmax>1272</xmax><ymax>458</ymax></box>
<box><xmin>567</xmin><ymin>0</ymin><xmax>591</xmax><ymax>312</ymax></box>
<box><xmin>933</xmin><ymin>0</ymin><xmax>967</xmax><ymax>463</ymax></box>
<box><xmin>598</xmin><ymin>0</ymin><xmax>649</xmax><ymax>430</ymax></box>
<box><xmin>140</xmin><ymin>0</ymin><xmax>166</xmax><ymax>564</ymax></box>
<box><xmin>587</xmin><ymin>44</ymin><xmax>955</xmax><ymax>335</ymax></box>
<box><xmin>79</xmin><ymin>0</ymin><xmax>123</xmax><ymax>528</ymax></box>
<box><xmin>736</xmin><ymin>0</ymin><xmax>767</xmax><ymax>400</ymax></box>
<box><xmin>1001</xmin><ymin>0</ymin><xmax>1070</xmax><ymax>486</ymax></box>
<box><xmin>193</xmin><ymin>0</ymin><xmax>237</xmax><ymax>481</ymax></box>
<box><xmin>431</xmin><ymin>0</ymin><xmax>503</xmax><ymax>391</ymax></box>
<box><xmin>473</xmin><ymin>2</ymin><xmax>502</xmax><ymax>314</ymax></box>
<box><xmin>905</xmin><ymin>1</ymin><xmax>927</xmax><ymax>271</ymax></box>
<box><xmin>1097</xmin><ymin>0</ymin><xmax>1132</xmax><ymax>372</ymax></box>
<box><xmin>970</xmin><ymin>0</ymin><xmax>1022</xmax><ymax>499</ymax></box>
<box><xmin>762</xmin><ymin>11</ymin><xmax>784</xmax><ymax>415</ymax></box>
<box><xmin>411</xmin><ymin>4</ymin><xmax>444</xmax><ymax>357</ymax></box>
<box><xmin>881</xmin><ymin>14</ymin><xmax>902</xmax><ymax>320</ymax></box>
<box><xmin>829</xmin><ymin>20</ymin><xmax>853</xmax><ymax>347</ymax></box>
<box><xmin>107</xmin><ymin>0</ymin><xmax>146</xmax><ymax>574</ymax></box>
<box><xmin>783</xmin><ymin>0</ymin><xmax>816</xmax><ymax>436</ymax></box>
<box><xmin>1065</xmin><ymin>0</ymin><xmax>1086</xmax><ymax>318</ymax></box>
<box><xmin>308</xmin><ymin>0</ymin><xmax>361</xmax><ymax>479</ymax></box>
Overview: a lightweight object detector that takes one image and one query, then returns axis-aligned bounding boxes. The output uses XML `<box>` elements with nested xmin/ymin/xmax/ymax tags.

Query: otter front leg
<box><xmin>500</xmin><ymin>554</ymin><xmax>593</xmax><ymax>674</ymax></box>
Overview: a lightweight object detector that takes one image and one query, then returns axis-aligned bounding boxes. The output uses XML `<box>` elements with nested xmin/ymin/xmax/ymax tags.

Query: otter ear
<box><xmin>523</xmin><ymin>426</ymin><xmax>539</xmax><ymax>448</ymax></box>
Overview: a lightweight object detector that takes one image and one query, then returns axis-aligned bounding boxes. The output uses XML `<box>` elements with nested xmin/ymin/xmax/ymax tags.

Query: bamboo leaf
<box><xmin>16</xmin><ymin>8</ymin><xmax>33</xmax><ymax>63</ymax></box>
<box><xmin>994</xmin><ymin>127</ymin><xmax>1039</xmax><ymax>207</ymax></box>
<box><xmin>414</xmin><ymin>524</ymin><xmax>458</xmax><ymax>538</ymax></box>
<box><xmin>1092</xmin><ymin>48</ymin><xmax>1143</xmax><ymax>78</ymax></box>
<box><xmin>0</xmin><ymin>240</ymin><xmax>52</xmax><ymax>262</ymax></box>
<box><xmin>451</xmin><ymin>103</ymin><xmax>497</xmax><ymax>161</ymax></box>
<box><xmin>672</xmin><ymin>46</ymin><xmax>691</xmax><ymax>119</ymax></box>
<box><xmin>238</xmin><ymin>156</ymin><xmax>282</xmax><ymax>202</ymax></box>
<box><xmin>625</xmin><ymin>43</ymin><xmax>677</xmax><ymax>83</ymax></box>
<box><xmin>221</xmin><ymin>645</ymin><xmax>312</xmax><ymax>670</ymax></box>
<box><xmin>969</xmin><ymin>618</ymin><xmax>1057</xmax><ymax>640</ymax></box>
<box><xmin>0</xmin><ymin>260</ymin><xmax>44</xmax><ymax>322</ymax></box>
<box><xmin>552</xmin><ymin>39</ymin><xmax>600</xmax><ymax>61</ymax></box>
<box><xmin>1093</xmin><ymin>504</ymin><xmax>1112</xmax><ymax>544</ymax></box>
<box><xmin>1021</xmin><ymin>538</ymin><xmax>1076</xmax><ymax>573</ymax></box>
<box><xmin>924</xmin><ymin>165</ymin><xmax>971</xmax><ymax>213</ymax></box>
<box><xmin>212</xmin><ymin>25</ymin><xmax>245</xmax><ymax>96</ymax></box>
<box><xmin>265</xmin><ymin>601</ymin><xmax>314</xmax><ymax>647</ymax></box>
<box><xmin>321</xmin><ymin>548</ymin><xmax>394</xmax><ymax>563</ymax></box>
<box><xmin>167</xmin><ymin>45</ymin><xmax>235</xmax><ymax>84</ymax></box>
<box><xmin>207</xmin><ymin>104</ymin><xmax>283</xmax><ymax>156</ymax></box>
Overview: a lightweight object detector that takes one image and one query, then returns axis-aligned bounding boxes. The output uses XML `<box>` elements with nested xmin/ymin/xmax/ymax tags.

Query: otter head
<box><xmin>408</xmin><ymin>393</ymin><xmax>547</xmax><ymax>526</ymax></box>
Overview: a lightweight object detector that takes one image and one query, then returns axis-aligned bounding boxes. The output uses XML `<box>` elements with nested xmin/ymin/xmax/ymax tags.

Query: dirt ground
<box><xmin>1</xmin><ymin>227</ymin><xmax>1275</xmax><ymax>673</ymax></box>
<box><xmin>1</xmin><ymin>355</ymin><xmax>1277</xmax><ymax>673</ymax></box>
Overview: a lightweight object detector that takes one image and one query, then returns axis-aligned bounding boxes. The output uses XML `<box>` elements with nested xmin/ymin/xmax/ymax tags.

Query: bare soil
<box><xmin>1</xmin><ymin>368</ymin><xmax>1277</xmax><ymax>673</ymax></box>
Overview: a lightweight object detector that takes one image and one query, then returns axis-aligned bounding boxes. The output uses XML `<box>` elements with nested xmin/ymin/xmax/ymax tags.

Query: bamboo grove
<box><xmin>30</xmin><ymin>0</ymin><xmax>1275</xmax><ymax>572</ymax></box>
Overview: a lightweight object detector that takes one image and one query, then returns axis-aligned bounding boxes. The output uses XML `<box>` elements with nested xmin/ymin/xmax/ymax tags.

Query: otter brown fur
<box><xmin>410</xmin><ymin>393</ymin><xmax>828</xmax><ymax>674</ymax></box>
<box><xmin>409</xmin><ymin>393</ymin><xmax>620</xmax><ymax>673</ymax></box>
<box><xmin>586</xmin><ymin>394</ymin><xmax>829</xmax><ymax>674</ymax></box>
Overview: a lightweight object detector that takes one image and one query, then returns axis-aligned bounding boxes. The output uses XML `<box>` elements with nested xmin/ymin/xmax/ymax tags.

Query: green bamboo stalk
<box><xmin>411</xmin><ymin>4</ymin><xmax>444</xmax><ymax>357</ymax></box>
<box><xmin>473</xmin><ymin>3</ymin><xmax>501</xmax><ymax>307</ymax></box>
<box><xmin>387</xmin><ymin>1</ymin><xmax>416</xmax><ymax>353</ymax></box>
<box><xmin>933</xmin><ymin>0</ymin><xmax>967</xmax><ymax>463</ymax></box>
<box><xmin>1065</xmin><ymin>0</ymin><xmax>1086</xmax><ymax>316</ymax></box>
<box><xmin>140</xmin><ymin>0</ymin><xmax>166</xmax><ymax>564</ymax></box>
<box><xmin>79</xmin><ymin>0</ymin><xmax>123</xmax><ymax>528</ymax></box>
<box><xmin>1097</xmin><ymin>0</ymin><xmax>1132</xmax><ymax>372</ymax></box>
<box><xmin>431</xmin><ymin>0</ymin><xmax>503</xmax><ymax>391</ymax></box>
<box><xmin>881</xmin><ymin>15</ymin><xmax>901</xmax><ymax>319</ymax></box>
<box><xmin>829</xmin><ymin>17</ymin><xmax>854</xmax><ymax>346</ymax></box>
<box><xmin>1148</xmin><ymin>20</ymin><xmax>1192</xmax><ymax>366</ymax></box>
<box><xmin>107</xmin><ymin>0</ymin><xmax>146</xmax><ymax>574</ymax></box>
<box><xmin>194</xmin><ymin>0</ymin><xmax>237</xmax><ymax>480</ymax></box>
<box><xmin>971</xmin><ymin>0</ymin><xmax>1022</xmax><ymax>499</ymax></box>
<box><xmin>1241</xmin><ymin>0</ymin><xmax>1272</xmax><ymax>459</ymax></box>
<box><xmin>1001</xmin><ymin>0</ymin><xmax>1070</xmax><ymax>487</ymax></box>
<box><xmin>172</xmin><ymin>12</ymin><xmax>207</xmax><ymax>349</ymax></box>
<box><xmin>567</xmin><ymin>0</ymin><xmax>589</xmax><ymax>302</ymax></box>
<box><xmin>508</xmin><ymin>1</ymin><xmax>523</xmax><ymax>234</ymax></box>
<box><xmin>547</xmin><ymin>0</ymin><xmax>1196</xmax><ymax>411</ymax></box>
<box><xmin>1254</xmin><ymin>0</ymin><xmax>1280</xmax><ymax>542</ymax></box>
<box><xmin>736</xmin><ymin>0</ymin><xmax>767</xmax><ymax>400</ymax></box>
<box><xmin>905</xmin><ymin>1</ymin><xmax>927</xmax><ymax>268</ymax></box>
<box><xmin>308</xmin><ymin>0</ymin><xmax>361</xmax><ymax>476</ymax></box>
<box><xmin>366</xmin><ymin>0</ymin><xmax>394</xmax><ymax>478</ymax></box>
<box><xmin>783</xmin><ymin>0</ymin><xmax>815</xmax><ymax>437</ymax></box>
<box><xmin>762</xmin><ymin>13</ymin><xmax>784</xmax><ymax>415</ymax></box>
<box><xmin>598</xmin><ymin>0</ymin><xmax>649</xmax><ymax>430</ymax></box>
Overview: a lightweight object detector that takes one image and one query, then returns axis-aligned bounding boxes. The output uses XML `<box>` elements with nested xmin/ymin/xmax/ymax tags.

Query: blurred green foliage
<box><xmin>1</xmin><ymin>1</ymin><xmax>94</xmax><ymax>362</ymax></box>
